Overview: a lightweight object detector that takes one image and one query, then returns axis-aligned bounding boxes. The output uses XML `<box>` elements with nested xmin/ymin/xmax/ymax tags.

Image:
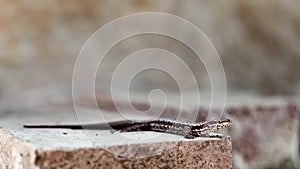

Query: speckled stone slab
<box><xmin>0</xmin><ymin>129</ymin><xmax>232</xmax><ymax>169</ymax></box>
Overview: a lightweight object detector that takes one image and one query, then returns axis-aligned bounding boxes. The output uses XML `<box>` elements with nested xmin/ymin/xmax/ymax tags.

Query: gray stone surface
<box><xmin>0</xmin><ymin>129</ymin><xmax>232</xmax><ymax>169</ymax></box>
<box><xmin>0</xmin><ymin>108</ymin><xmax>232</xmax><ymax>169</ymax></box>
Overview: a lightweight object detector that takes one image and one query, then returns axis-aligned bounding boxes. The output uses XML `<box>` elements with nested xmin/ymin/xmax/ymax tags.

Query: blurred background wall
<box><xmin>0</xmin><ymin>0</ymin><xmax>300</xmax><ymax>109</ymax></box>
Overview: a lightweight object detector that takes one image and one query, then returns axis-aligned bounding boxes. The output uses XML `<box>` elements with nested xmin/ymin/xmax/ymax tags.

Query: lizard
<box><xmin>24</xmin><ymin>118</ymin><xmax>231</xmax><ymax>139</ymax></box>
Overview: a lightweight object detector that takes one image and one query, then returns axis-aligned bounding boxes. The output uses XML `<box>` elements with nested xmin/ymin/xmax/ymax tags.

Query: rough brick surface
<box><xmin>0</xmin><ymin>129</ymin><xmax>232</xmax><ymax>169</ymax></box>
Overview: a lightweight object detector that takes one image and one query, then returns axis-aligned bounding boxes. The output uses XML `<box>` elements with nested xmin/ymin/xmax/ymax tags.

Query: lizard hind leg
<box><xmin>184</xmin><ymin>134</ymin><xmax>195</xmax><ymax>139</ymax></box>
<box><xmin>200</xmin><ymin>133</ymin><xmax>223</xmax><ymax>138</ymax></box>
<box><xmin>119</xmin><ymin>123</ymin><xmax>149</xmax><ymax>132</ymax></box>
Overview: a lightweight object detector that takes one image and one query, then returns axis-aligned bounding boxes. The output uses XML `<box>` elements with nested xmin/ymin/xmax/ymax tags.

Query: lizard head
<box><xmin>205</xmin><ymin>119</ymin><xmax>232</xmax><ymax>131</ymax></box>
<box><xmin>192</xmin><ymin>119</ymin><xmax>232</xmax><ymax>135</ymax></box>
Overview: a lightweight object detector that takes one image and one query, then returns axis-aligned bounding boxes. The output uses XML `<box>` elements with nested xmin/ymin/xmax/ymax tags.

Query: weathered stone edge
<box><xmin>1</xmin><ymin>129</ymin><xmax>232</xmax><ymax>169</ymax></box>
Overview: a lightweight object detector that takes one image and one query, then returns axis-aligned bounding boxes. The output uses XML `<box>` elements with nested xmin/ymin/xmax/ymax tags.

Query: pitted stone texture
<box><xmin>0</xmin><ymin>130</ymin><xmax>37</xmax><ymax>169</ymax></box>
<box><xmin>34</xmin><ymin>138</ymin><xmax>232</xmax><ymax>169</ymax></box>
<box><xmin>0</xmin><ymin>129</ymin><xmax>232</xmax><ymax>169</ymax></box>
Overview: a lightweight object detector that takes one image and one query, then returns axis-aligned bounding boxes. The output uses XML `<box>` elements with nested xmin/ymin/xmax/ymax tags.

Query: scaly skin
<box><xmin>120</xmin><ymin>118</ymin><xmax>232</xmax><ymax>139</ymax></box>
